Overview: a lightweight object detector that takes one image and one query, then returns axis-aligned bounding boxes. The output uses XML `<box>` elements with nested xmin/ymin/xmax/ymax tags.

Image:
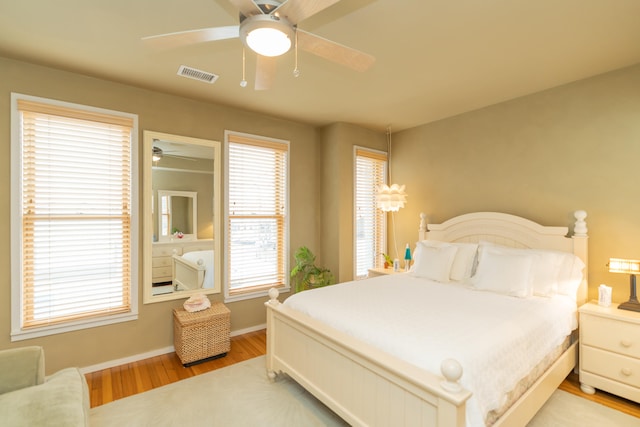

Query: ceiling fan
<box><xmin>142</xmin><ymin>0</ymin><xmax>375</xmax><ymax>90</ymax></box>
<box><xmin>152</xmin><ymin>146</ymin><xmax>196</xmax><ymax>162</ymax></box>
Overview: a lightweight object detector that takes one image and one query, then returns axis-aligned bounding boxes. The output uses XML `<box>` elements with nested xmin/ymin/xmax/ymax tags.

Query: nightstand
<box><xmin>368</xmin><ymin>267</ymin><xmax>405</xmax><ymax>277</ymax></box>
<box><xmin>579</xmin><ymin>301</ymin><xmax>640</xmax><ymax>403</ymax></box>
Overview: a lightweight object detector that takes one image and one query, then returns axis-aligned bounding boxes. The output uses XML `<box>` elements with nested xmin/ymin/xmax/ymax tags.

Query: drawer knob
<box><xmin>621</xmin><ymin>368</ymin><xmax>632</xmax><ymax>376</ymax></box>
<box><xmin>620</xmin><ymin>340</ymin><xmax>632</xmax><ymax>348</ymax></box>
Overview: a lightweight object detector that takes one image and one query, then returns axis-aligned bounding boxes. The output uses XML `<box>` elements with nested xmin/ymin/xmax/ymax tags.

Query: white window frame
<box><xmin>224</xmin><ymin>130</ymin><xmax>290</xmax><ymax>302</ymax></box>
<box><xmin>10</xmin><ymin>93</ymin><xmax>139</xmax><ymax>341</ymax></box>
<box><xmin>353</xmin><ymin>146</ymin><xmax>388</xmax><ymax>279</ymax></box>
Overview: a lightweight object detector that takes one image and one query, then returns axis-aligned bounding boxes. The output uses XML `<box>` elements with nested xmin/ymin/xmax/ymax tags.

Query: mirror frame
<box><xmin>142</xmin><ymin>130</ymin><xmax>222</xmax><ymax>304</ymax></box>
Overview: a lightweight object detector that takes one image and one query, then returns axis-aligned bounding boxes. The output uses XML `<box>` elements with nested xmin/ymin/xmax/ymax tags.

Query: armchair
<box><xmin>0</xmin><ymin>346</ymin><xmax>89</xmax><ymax>426</ymax></box>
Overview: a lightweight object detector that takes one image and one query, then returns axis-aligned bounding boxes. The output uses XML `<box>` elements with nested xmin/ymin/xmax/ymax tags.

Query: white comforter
<box><xmin>284</xmin><ymin>274</ymin><xmax>577</xmax><ymax>427</ymax></box>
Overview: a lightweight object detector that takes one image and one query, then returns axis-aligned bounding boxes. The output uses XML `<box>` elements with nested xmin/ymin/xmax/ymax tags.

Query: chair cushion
<box><xmin>0</xmin><ymin>367</ymin><xmax>89</xmax><ymax>426</ymax></box>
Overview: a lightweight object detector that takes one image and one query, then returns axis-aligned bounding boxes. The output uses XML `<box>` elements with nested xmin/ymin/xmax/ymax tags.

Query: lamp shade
<box><xmin>376</xmin><ymin>183</ymin><xmax>407</xmax><ymax>212</ymax></box>
<box><xmin>609</xmin><ymin>258</ymin><xmax>640</xmax><ymax>274</ymax></box>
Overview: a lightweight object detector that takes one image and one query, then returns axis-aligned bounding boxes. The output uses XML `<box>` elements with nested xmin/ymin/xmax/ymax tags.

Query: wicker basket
<box><xmin>173</xmin><ymin>302</ymin><xmax>230</xmax><ymax>366</ymax></box>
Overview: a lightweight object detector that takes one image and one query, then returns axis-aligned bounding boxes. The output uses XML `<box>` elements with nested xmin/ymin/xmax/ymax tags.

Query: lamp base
<box><xmin>618</xmin><ymin>299</ymin><xmax>640</xmax><ymax>312</ymax></box>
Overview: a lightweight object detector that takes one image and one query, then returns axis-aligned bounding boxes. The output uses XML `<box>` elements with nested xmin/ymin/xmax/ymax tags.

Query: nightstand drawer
<box><xmin>152</xmin><ymin>246</ymin><xmax>182</xmax><ymax>257</ymax></box>
<box><xmin>581</xmin><ymin>314</ymin><xmax>640</xmax><ymax>358</ymax></box>
<box><xmin>152</xmin><ymin>257</ymin><xmax>172</xmax><ymax>268</ymax></box>
<box><xmin>582</xmin><ymin>345</ymin><xmax>640</xmax><ymax>388</ymax></box>
<box><xmin>153</xmin><ymin>266</ymin><xmax>172</xmax><ymax>279</ymax></box>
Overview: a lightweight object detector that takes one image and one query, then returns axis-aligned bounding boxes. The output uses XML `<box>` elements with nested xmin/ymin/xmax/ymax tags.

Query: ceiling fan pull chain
<box><xmin>240</xmin><ymin>48</ymin><xmax>248</xmax><ymax>87</ymax></box>
<box><xmin>293</xmin><ymin>30</ymin><xmax>301</xmax><ymax>78</ymax></box>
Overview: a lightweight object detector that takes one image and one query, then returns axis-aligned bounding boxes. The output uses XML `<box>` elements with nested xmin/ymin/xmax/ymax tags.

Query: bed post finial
<box><xmin>574</xmin><ymin>210</ymin><xmax>588</xmax><ymax>237</ymax></box>
<box><xmin>268</xmin><ymin>288</ymin><xmax>280</xmax><ymax>306</ymax></box>
<box><xmin>440</xmin><ymin>358</ymin><xmax>463</xmax><ymax>393</ymax></box>
<box><xmin>419</xmin><ymin>212</ymin><xmax>429</xmax><ymax>233</ymax></box>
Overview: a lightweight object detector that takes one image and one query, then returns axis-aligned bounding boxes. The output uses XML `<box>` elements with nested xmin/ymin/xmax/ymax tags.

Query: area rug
<box><xmin>90</xmin><ymin>356</ymin><xmax>638</xmax><ymax>427</ymax></box>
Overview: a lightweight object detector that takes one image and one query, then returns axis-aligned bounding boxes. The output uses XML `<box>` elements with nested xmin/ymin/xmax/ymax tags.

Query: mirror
<box><xmin>142</xmin><ymin>131</ymin><xmax>222</xmax><ymax>303</ymax></box>
<box><xmin>157</xmin><ymin>190</ymin><xmax>197</xmax><ymax>241</ymax></box>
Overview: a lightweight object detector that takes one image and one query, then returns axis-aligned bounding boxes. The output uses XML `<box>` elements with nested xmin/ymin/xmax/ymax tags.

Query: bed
<box><xmin>265</xmin><ymin>211</ymin><xmax>589</xmax><ymax>427</ymax></box>
<box><xmin>172</xmin><ymin>250</ymin><xmax>214</xmax><ymax>291</ymax></box>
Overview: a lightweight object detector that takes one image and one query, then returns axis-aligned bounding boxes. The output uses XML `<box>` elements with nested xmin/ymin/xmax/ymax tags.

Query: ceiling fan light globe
<box><xmin>240</xmin><ymin>14</ymin><xmax>294</xmax><ymax>57</ymax></box>
<box><xmin>246</xmin><ymin>28</ymin><xmax>291</xmax><ymax>56</ymax></box>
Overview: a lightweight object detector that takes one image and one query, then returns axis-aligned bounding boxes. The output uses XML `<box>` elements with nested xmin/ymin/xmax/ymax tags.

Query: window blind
<box><xmin>354</xmin><ymin>148</ymin><xmax>387</xmax><ymax>278</ymax></box>
<box><xmin>18</xmin><ymin>99</ymin><xmax>133</xmax><ymax>329</ymax></box>
<box><xmin>227</xmin><ymin>134</ymin><xmax>288</xmax><ymax>296</ymax></box>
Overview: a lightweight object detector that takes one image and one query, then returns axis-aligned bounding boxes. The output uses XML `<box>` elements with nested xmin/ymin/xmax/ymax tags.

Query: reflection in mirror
<box><xmin>142</xmin><ymin>131</ymin><xmax>221</xmax><ymax>303</ymax></box>
<box><xmin>157</xmin><ymin>190</ymin><xmax>197</xmax><ymax>241</ymax></box>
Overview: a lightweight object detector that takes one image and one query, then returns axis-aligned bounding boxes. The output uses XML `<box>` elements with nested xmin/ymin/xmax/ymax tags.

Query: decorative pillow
<box><xmin>472</xmin><ymin>246</ymin><xmax>536</xmax><ymax>298</ymax></box>
<box><xmin>411</xmin><ymin>243</ymin><xmax>458</xmax><ymax>283</ymax></box>
<box><xmin>419</xmin><ymin>240</ymin><xmax>478</xmax><ymax>281</ymax></box>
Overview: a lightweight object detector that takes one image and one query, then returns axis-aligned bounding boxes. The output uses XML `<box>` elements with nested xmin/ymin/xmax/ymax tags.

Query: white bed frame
<box><xmin>265</xmin><ymin>211</ymin><xmax>588</xmax><ymax>427</ymax></box>
<box><xmin>172</xmin><ymin>254</ymin><xmax>206</xmax><ymax>291</ymax></box>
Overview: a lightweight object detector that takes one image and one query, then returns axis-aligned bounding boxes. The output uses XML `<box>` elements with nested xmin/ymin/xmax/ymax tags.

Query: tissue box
<box><xmin>173</xmin><ymin>302</ymin><xmax>230</xmax><ymax>366</ymax></box>
<box><xmin>598</xmin><ymin>284</ymin><xmax>612</xmax><ymax>307</ymax></box>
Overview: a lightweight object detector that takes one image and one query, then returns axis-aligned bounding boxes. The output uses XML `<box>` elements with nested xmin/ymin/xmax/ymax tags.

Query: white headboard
<box><xmin>418</xmin><ymin>211</ymin><xmax>589</xmax><ymax>306</ymax></box>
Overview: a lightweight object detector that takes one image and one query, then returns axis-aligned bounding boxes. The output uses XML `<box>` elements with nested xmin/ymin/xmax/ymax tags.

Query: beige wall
<box><xmin>390</xmin><ymin>63</ymin><xmax>640</xmax><ymax>303</ymax></box>
<box><xmin>0</xmin><ymin>57</ymin><xmax>321</xmax><ymax>373</ymax></box>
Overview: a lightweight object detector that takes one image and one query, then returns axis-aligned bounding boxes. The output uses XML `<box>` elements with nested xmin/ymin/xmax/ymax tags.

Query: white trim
<box><xmin>10</xmin><ymin>93</ymin><xmax>139</xmax><ymax>341</ymax></box>
<box><xmin>230</xmin><ymin>323</ymin><xmax>267</xmax><ymax>337</ymax></box>
<box><xmin>80</xmin><ymin>325</ymin><xmax>267</xmax><ymax>374</ymax></box>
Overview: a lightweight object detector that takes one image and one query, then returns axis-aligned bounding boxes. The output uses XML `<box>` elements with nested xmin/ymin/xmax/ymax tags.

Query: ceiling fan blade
<box><xmin>255</xmin><ymin>55</ymin><xmax>277</xmax><ymax>90</ymax></box>
<box><xmin>142</xmin><ymin>26</ymin><xmax>239</xmax><ymax>49</ymax></box>
<box><xmin>296</xmin><ymin>29</ymin><xmax>375</xmax><ymax>72</ymax></box>
<box><xmin>277</xmin><ymin>0</ymin><xmax>341</xmax><ymax>24</ymax></box>
<box><xmin>228</xmin><ymin>0</ymin><xmax>263</xmax><ymax>17</ymax></box>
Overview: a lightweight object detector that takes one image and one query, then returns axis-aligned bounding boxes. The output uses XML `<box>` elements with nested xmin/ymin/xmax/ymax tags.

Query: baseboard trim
<box><xmin>80</xmin><ymin>324</ymin><xmax>266</xmax><ymax>374</ymax></box>
<box><xmin>230</xmin><ymin>323</ymin><xmax>266</xmax><ymax>337</ymax></box>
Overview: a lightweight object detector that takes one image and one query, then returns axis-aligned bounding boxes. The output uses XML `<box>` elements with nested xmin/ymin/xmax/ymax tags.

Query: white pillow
<box><xmin>414</xmin><ymin>240</ymin><xmax>478</xmax><ymax>281</ymax></box>
<box><xmin>556</xmin><ymin>252</ymin><xmax>585</xmax><ymax>298</ymax></box>
<box><xmin>411</xmin><ymin>243</ymin><xmax>458</xmax><ymax>283</ymax></box>
<box><xmin>478</xmin><ymin>242</ymin><xmax>585</xmax><ymax>298</ymax></box>
<box><xmin>472</xmin><ymin>246</ymin><xmax>536</xmax><ymax>298</ymax></box>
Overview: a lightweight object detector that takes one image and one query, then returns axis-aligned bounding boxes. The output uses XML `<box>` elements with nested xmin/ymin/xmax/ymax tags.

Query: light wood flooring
<box><xmin>85</xmin><ymin>329</ymin><xmax>640</xmax><ymax>419</ymax></box>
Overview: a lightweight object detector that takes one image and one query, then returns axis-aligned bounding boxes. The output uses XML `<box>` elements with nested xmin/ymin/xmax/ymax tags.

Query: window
<box><xmin>11</xmin><ymin>94</ymin><xmax>138</xmax><ymax>340</ymax></box>
<box><xmin>225</xmin><ymin>132</ymin><xmax>289</xmax><ymax>301</ymax></box>
<box><xmin>354</xmin><ymin>147</ymin><xmax>387</xmax><ymax>279</ymax></box>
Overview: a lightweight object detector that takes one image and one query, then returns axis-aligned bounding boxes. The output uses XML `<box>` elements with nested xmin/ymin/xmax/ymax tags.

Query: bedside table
<box><xmin>579</xmin><ymin>301</ymin><xmax>640</xmax><ymax>403</ymax></box>
<box><xmin>368</xmin><ymin>267</ymin><xmax>405</xmax><ymax>277</ymax></box>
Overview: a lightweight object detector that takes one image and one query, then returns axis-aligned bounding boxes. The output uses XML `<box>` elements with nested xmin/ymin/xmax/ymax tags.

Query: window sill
<box><xmin>224</xmin><ymin>285</ymin><xmax>290</xmax><ymax>304</ymax></box>
<box><xmin>11</xmin><ymin>312</ymin><xmax>138</xmax><ymax>342</ymax></box>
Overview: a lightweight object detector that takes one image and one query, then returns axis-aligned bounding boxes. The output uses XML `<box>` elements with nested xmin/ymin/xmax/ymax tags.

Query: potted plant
<box><xmin>290</xmin><ymin>246</ymin><xmax>334</xmax><ymax>292</ymax></box>
<box><xmin>381</xmin><ymin>253</ymin><xmax>393</xmax><ymax>269</ymax></box>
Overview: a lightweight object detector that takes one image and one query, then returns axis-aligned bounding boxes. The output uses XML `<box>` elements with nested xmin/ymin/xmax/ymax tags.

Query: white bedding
<box><xmin>181</xmin><ymin>250</ymin><xmax>214</xmax><ymax>289</ymax></box>
<box><xmin>284</xmin><ymin>274</ymin><xmax>577</xmax><ymax>427</ymax></box>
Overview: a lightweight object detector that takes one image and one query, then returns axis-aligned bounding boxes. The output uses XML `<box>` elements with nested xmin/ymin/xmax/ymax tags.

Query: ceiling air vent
<box><xmin>177</xmin><ymin>65</ymin><xmax>219</xmax><ymax>84</ymax></box>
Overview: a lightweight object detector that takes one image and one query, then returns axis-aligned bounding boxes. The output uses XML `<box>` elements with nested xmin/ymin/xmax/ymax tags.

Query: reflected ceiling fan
<box><xmin>152</xmin><ymin>143</ymin><xmax>197</xmax><ymax>162</ymax></box>
<box><xmin>142</xmin><ymin>0</ymin><xmax>375</xmax><ymax>90</ymax></box>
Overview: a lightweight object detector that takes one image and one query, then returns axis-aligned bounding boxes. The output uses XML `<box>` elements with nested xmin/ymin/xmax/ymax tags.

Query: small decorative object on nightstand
<box><xmin>609</xmin><ymin>258</ymin><xmax>640</xmax><ymax>312</ymax></box>
<box><xmin>404</xmin><ymin>243</ymin><xmax>412</xmax><ymax>272</ymax></box>
<box><xmin>579</xmin><ymin>302</ymin><xmax>640</xmax><ymax>403</ymax></box>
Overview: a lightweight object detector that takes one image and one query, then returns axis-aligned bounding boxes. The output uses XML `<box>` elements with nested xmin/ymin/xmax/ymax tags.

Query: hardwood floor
<box><xmin>85</xmin><ymin>329</ymin><xmax>266</xmax><ymax>408</ymax></box>
<box><xmin>86</xmin><ymin>329</ymin><xmax>640</xmax><ymax>419</ymax></box>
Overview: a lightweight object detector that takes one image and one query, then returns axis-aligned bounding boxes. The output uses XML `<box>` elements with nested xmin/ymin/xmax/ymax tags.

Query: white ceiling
<box><xmin>1</xmin><ymin>0</ymin><xmax>639</xmax><ymax>132</ymax></box>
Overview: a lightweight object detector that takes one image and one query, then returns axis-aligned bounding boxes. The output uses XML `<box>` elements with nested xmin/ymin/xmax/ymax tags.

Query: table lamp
<box><xmin>609</xmin><ymin>258</ymin><xmax>640</xmax><ymax>312</ymax></box>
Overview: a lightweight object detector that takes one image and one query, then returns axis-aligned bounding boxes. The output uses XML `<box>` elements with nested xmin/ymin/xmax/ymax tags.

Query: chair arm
<box><xmin>0</xmin><ymin>346</ymin><xmax>45</xmax><ymax>395</ymax></box>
